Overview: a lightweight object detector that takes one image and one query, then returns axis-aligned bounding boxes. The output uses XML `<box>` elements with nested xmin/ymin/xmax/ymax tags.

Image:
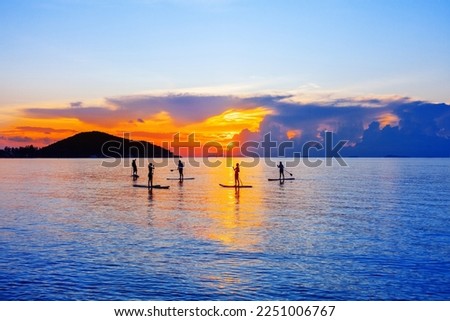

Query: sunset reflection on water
<box><xmin>144</xmin><ymin>159</ymin><xmax>267</xmax><ymax>252</ymax></box>
<box><xmin>1</xmin><ymin>158</ymin><xmax>450</xmax><ymax>300</ymax></box>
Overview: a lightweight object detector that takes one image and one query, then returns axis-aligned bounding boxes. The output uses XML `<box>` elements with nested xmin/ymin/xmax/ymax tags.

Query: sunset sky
<box><xmin>1</xmin><ymin>0</ymin><xmax>450</xmax><ymax>154</ymax></box>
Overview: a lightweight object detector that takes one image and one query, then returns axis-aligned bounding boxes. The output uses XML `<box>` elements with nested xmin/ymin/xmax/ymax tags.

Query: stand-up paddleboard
<box><xmin>166</xmin><ymin>177</ymin><xmax>195</xmax><ymax>180</ymax></box>
<box><xmin>219</xmin><ymin>184</ymin><xmax>252</xmax><ymax>188</ymax></box>
<box><xmin>131</xmin><ymin>174</ymin><xmax>139</xmax><ymax>178</ymax></box>
<box><xmin>133</xmin><ymin>184</ymin><xmax>169</xmax><ymax>189</ymax></box>
<box><xmin>268</xmin><ymin>178</ymin><xmax>295</xmax><ymax>181</ymax></box>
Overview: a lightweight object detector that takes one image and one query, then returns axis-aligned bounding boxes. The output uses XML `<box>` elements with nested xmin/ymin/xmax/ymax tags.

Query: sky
<box><xmin>1</xmin><ymin>0</ymin><xmax>450</xmax><ymax>155</ymax></box>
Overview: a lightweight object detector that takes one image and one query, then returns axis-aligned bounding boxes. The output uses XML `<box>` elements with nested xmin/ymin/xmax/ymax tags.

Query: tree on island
<box><xmin>0</xmin><ymin>145</ymin><xmax>40</xmax><ymax>158</ymax></box>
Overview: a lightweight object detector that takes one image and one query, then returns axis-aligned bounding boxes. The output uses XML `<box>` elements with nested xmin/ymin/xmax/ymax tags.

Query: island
<box><xmin>0</xmin><ymin>131</ymin><xmax>175</xmax><ymax>158</ymax></box>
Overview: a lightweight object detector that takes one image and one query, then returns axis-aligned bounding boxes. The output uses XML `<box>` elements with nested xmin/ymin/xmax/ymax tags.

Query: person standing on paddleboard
<box><xmin>177</xmin><ymin>160</ymin><xmax>184</xmax><ymax>182</ymax></box>
<box><xmin>132</xmin><ymin>159</ymin><xmax>138</xmax><ymax>176</ymax></box>
<box><xmin>148</xmin><ymin>162</ymin><xmax>155</xmax><ymax>188</ymax></box>
<box><xmin>233</xmin><ymin>163</ymin><xmax>240</xmax><ymax>186</ymax></box>
<box><xmin>277</xmin><ymin>161</ymin><xmax>285</xmax><ymax>181</ymax></box>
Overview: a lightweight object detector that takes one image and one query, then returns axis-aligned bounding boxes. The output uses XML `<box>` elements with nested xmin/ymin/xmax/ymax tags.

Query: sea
<box><xmin>0</xmin><ymin>158</ymin><xmax>449</xmax><ymax>300</ymax></box>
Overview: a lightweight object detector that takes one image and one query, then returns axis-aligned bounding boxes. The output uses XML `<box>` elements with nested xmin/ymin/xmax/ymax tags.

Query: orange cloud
<box><xmin>109</xmin><ymin>107</ymin><xmax>273</xmax><ymax>151</ymax></box>
<box><xmin>377</xmin><ymin>113</ymin><xmax>400</xmax><ymax>127</ymax></box>
<box><xmin>185</xmin><ymin>107</ymin><xmax>273</xmax><ymax>142</ymax></box>
<box><xmin>0</xmin><ymin>119</ymin><xmax>88</xmax><ymax>147</ymax></box>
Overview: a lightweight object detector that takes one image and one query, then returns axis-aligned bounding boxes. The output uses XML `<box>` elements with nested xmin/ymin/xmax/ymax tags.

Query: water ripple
<box><xmin>1</xmin><ymin>158</ymin><xmax>450</xmax><ymax>300</ymax></box>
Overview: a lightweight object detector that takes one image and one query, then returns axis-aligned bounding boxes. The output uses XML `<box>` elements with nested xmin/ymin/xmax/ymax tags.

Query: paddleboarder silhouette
<box><xmin>233</xmin><ymin>163</ymin><xmax>240</xmax><ymax>187</ymax></box>
<box><xmin>277</xmin><ymin>161</ymin><xmax>285</xmax><ymax>181</ymax></box>
<box><xmin>177</xmin><ymin>160</ymin><xmax>184</xmax><ymax>182</ymax></box>
<box><xmin>148</xmin><ymin>162</ymin><xmax>155</xmax><ymax>188</ymax></box>
<box><xmin>132</xmin><ymin>159</ymin><xmax>138</xmax><ymax>177</ymax></box>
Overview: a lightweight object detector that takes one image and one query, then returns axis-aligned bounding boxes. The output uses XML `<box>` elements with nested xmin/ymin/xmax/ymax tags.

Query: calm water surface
<box><xmin>0</xmin><ymin>158</ymin><xmax>449</xmax><ymax>300</ymax></box>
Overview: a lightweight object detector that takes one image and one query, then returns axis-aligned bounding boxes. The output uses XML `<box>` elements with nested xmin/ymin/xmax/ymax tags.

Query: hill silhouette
<box><xmin>35</xmin><ymin>131</ymin><xmax>174</xmax><ymax>158</ymax></box>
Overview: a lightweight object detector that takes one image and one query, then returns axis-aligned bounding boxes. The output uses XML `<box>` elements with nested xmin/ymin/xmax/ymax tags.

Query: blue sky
<box><xmin>1</xmin><ymin>0</ymin><xmax>450</xmax><ymax>106</ymax></box>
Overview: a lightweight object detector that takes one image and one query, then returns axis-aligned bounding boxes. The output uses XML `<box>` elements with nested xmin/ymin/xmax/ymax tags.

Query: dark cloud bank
<box><xmin>233</xmin><ymin>96</ymin><xmax>450</xmax><ymax>157</ymax></box>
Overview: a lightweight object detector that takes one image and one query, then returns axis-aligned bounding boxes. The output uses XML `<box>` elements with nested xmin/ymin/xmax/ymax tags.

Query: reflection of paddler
<box><xmin>233</xmin><ymin>163</ymin><xmax>240</xmax><ymax>186</ymax></box>
<box><xmin>148</xmin><ymin>163</ymin><xmax>155</xmax><ymax>188</ymax></box>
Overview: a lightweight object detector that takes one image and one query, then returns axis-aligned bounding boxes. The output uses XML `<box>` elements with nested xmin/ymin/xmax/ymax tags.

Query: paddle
<box><xmin>285</xmin><ymin>169</ymin><xmax>293</xmax><ymax>177</ymax></box>
<box><xmin>170</xmin><ymin>168</ymin><xmax>185</xmax><ymax>182</ymax></box>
